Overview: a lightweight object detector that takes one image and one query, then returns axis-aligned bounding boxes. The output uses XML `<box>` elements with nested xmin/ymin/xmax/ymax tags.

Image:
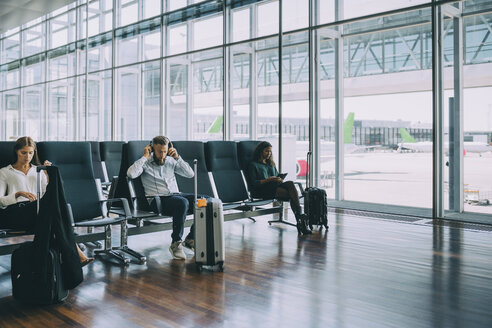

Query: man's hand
<box><xmin>167</xmin><ymin>146</ymin><xmax>179</xmax><ymax>159</ymax></box>
<box><xmin>144</xmin><ymin>145</ymin><xmax>152</xmax><ymax>158</ymax></box>
<box><xmin>15</xmin><ymin>191</ymin><xmax>37</xmax><ymax>202</ymax></box>
<box><xmin>43</xmin><ymin>160</ymin><xmax>52</xmax><ymax>166</ymax></box>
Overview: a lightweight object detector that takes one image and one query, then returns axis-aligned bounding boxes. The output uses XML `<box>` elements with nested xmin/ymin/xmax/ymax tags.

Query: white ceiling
<box><xmin>0</xmin><ymin>0</ymin><xmax>75</xmax><ymax>35</ymax></box>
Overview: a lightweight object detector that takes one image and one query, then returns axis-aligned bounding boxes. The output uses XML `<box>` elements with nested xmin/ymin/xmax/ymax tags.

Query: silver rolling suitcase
<box><xmin>193</xmin><ymin>160</ymin><xmax>225</xmax><ymax>272</ymax></box>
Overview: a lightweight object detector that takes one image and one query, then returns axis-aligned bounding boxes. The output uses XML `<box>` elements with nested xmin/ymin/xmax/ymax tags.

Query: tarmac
<box><xmin>316</xmin><ymin>150</ymin><xmax>492</xmax><ymax>215</ymax></box>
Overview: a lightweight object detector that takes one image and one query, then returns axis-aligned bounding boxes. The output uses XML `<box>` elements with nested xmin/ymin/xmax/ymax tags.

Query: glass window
<box><xmin>143</xmin><ymin>0</ymin><xmax>161</xmax><ymax>19</ymax></box>
<box><xmin>4</xmin><ymin>62</ymin><xmax>20</xmax><ymax>89</ymax></box>
<box><xmin>48</xmin><ymin>45</ymin><xmax>77</xmax><ymax>80</ymax></box>
<box><xmin>319</xmin><ymin>0</ymin><xmax>335</xmax><ymax>25</ymax></box>
<box><xmin>47</xmin><ymin>79</ymin><xmax>76</xmax><ymax>140</ymax></box>
<box><xmin>119</xmin><ymin>0</ymin><xmax>139</xmax><ymax>27</ymax></box>
<box><xmin>3</xmin><ymin>89</ymin><xmax>21</xmax><ymax>139</ymax></box>
<box><xmin>88</xmin><ymin>70</ymin><xmax>112</xmax><ymax>140</ymax></box>
<box><xmin>22</xmin><ymin>55</ymin><xmax>45</xmax><ymax>86</ymax></box>
<box><xmin>77</xmin><ymin>41</ymin><xmax>87</xmax><ymax>74</ymax></box>
<box><xmin>168</xmin><ymin>24</ymin><xmax>187</xmax><ymax>55</ymax></box>
<box><xmin>79</xmin><ymin>5</ymin><xmax>88</xmax><ymax>40</ymax></box>
<box><xmin>344</xmin><ymin>0</ymin><xmax>430</xmax><ymax>20</ymax></box>
<box><xmin>167</xmin><ymin>0</ymin><xmax>187</xmax><ymax>12</ymax></box>
<box><xmin>88</xmin><ymin>0</ymin><xmax>114</xmax><ymax>37</ymax></box>
<box><xmin>192</xmin><ymin>49</ymin><xmax>223</xmax><ymax>140</ymax></box>
<box><xmin>282</xmin><ymin>0</ymin><xmax>308</xmax><ymax>32</ymax></box>
<box><xmin>88</xmin><ymin>32</ymin><xmax>113</xmax><ymax>71</ymax></box>
<box><xmin>460</xmin><ymin>5</ymin><xmax>492</xmax><ymax>215</ymax></box>
<box><xmin>166</xmin><ymin>55</ymin><xmax>189</xmax><ymax>140</ymax></box>
<box><xmin>193</xmin><ymin>15</ymin><xmax>223</xmax><ymax>50</ymax></box>
<box><xmin>232</xmin><ymin>8</ymin><xmax>250</xmax><ymax>42</ymax></box>
<box><xmin>49</xmin><ymin>10</ymin><xmax>77</xmax><ymax>49</ymax></box>
<box><xmin>257</xmin><ymin>37</ymin><xmax>279</xmax><ymax>152</ymax></box>
<box><xmin>22</xmin><ymin>85</ymin><xmax>44</xmax><ymax>141</ymax></box>
<box><xmin>116</xmin><ymin>65</ymin><xmax>140</xmax><ymax>140</ymax></box>
<box><xmin>117</xmin><ymin>30</ymin><xmax>139</xmax><ymax>66</ymax></box>
<box><xmin>23</xmin><ymin>24</ymin><xmax>45</xmax><ymax>57</ymax></box>
<box><xmin>282</xmin><ymin>32</ymin><xmax>309</xmax><ymax>182</ymax></box>
<box><xmin>1</xmin><ymin>33</ymin><xmax>21</xmax><ymax>65</ymax></box>
<box><xmin>257</xmin><ymin>1</ymin><xmax>278</xmax><ymax>37</ymax></box>
<box><xmin>340</xmin><ymin>8</ymin><xmax>433</xmax><ymax>209</ymax></box>
<box><xmin>230</xmin><ymin>43</ymin><xmax>253</xmax><ymax>140</ymax></box>
<box><xmin>143</xmin><ymin>31</ymin><xmax>161</xmax><ymax>60</ymax></box>
<box><xmin>143</xmin><ymin>61</ymin><xmax>161</xmax><ymax>139</ymax></box>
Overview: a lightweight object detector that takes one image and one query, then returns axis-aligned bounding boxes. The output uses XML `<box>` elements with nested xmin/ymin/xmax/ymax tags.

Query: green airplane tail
<box><xmin>399</xmin><ymin>128</ymin><xmax>416</xmax><ymax>143</ymax></box>
<box><xmin>207</xmin><ymin>112</ymin><xmax>355</xmax><ymax>140</ymax></box>
<box><xmin>344</xmin><ymin>112</ymin><xmax>354</xmax><ymax>144</ymax></box>
<box><xmin>207</xmin><ymin>116</ymin><xmax>223</xmax><ymax>133</ymax></box>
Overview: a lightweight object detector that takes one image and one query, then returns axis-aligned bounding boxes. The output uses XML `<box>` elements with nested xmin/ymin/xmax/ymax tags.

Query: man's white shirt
<box><xmin>127</xmin><ymin>156</ymin><xmax>193</xmax><ymax>197</ymax></box>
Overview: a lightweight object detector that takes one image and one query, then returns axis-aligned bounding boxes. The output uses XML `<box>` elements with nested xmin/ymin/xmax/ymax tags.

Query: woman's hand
<box><xmin>15</xmin><ymin>191</ymin><xmax>37</xmax><ymax>202</ymax></box>
<box><xmin>262</xmin><ymin>176</ymin><xmax>282</xmax><ymax>183</ymax></box>
<box><xmin>43</xmin><ymin>160</ymin><xmax>52</xmax><ymax>166</ymax></box>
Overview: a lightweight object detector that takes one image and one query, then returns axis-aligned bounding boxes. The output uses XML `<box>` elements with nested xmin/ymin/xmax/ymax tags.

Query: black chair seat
<box><xmin>75</xmin><ymin>216</ymin><xmax>126</xmax><ymax>227</ymax></box>
<box><xmin>111</xmin><ymin>207</ymin><xmax>160</xmax><ymax>219</ymax></box>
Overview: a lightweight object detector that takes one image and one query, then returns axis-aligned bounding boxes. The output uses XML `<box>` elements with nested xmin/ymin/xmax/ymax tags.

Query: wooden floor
<box><xmin>1</xmin><ymin>210</ymin><xmax>492</xmax><ymax>328</ymax></box>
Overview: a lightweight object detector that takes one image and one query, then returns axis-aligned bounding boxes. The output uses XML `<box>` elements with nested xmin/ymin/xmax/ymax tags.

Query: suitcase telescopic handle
<box><xmin>193</xmin><ymin>159</ymin><xmax>198</xmax><ymax>207</ymax></box>
<box><xmin>306</xmin><ymin>151</ymin><xmax>312</xmax><ymax>188</ymax></box>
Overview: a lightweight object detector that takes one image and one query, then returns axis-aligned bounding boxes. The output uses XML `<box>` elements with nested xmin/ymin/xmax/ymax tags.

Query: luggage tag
<box><xmin>197</xmin><ymin>198</ymin><xmax>207</xmax><ymax>208</ymax></box>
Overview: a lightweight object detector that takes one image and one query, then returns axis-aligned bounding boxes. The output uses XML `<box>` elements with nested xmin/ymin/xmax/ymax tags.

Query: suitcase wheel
<box><xmin>218</xmin><ymin>262</ymin><xmax>224</xmax><ymax>272</ymax></box>
<box><xmin>196</xmin><ymin>263</ymin><xmax>202</xmax><ymax>272</ymax></box>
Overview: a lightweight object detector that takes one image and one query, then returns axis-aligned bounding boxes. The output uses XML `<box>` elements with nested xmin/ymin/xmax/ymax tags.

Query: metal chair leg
<box><xmin>118</xmin><ymin>220</ymin><xmax>146</xmax><ymax>263</ymax></box>
<box><xmin>268</xmin><ymin>202</ymin><xmax>297</xmax><ymax>227</ymax></box>
<box><xmin>94</xmin><ymin>225</ymin><xmax>130</xmax><ymax>265</ymax></box>
<box><xmin>86</xmin><ymin>226</ymin><xmax>102</xmax><ymax>248</ymax></box>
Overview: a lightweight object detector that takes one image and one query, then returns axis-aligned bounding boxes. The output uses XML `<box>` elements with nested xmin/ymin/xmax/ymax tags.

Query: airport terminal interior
<box><xmin>1</xmin><ymin>0</ymin><xmax>492</xmax><ymax>327</ymax></box>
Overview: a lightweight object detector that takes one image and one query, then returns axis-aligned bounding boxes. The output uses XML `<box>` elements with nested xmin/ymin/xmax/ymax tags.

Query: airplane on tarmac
<box><xmin>205</xmin><ymin>113</ymin><xmax>380</xmax><ymax>177</ymax></box>
<box><xmin>295</xmin><ymin>113</ymin><xmax>383</xmax><ymax>177</ymax></box>
<box><xmin>398</xmin><ymin>128</ymin><xmax>492</xmax><ymax>155</ymax></box>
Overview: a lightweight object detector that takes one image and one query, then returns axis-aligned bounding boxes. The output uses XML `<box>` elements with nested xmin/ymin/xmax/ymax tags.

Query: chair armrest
<box><xmin>293</xmin><ymin>182</ymin><xmax>305</xmax><ymax>194</ymax></box>
<box><xmin>102</xmin><ymin>198</ymin><xmax>132</xmax><ymax>219</ymax></box>
<box><xmin>66</xmin><ymin>203</ymin><xmax>75</xmax><ymax>227</ymax></box>
<box><xmin>135</xmin><ymin>195</ymin><xmax>162</xmax><ymax>215</ymax></box>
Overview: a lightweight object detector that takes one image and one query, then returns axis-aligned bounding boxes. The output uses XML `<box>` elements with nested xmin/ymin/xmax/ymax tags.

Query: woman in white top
<box><xmin>0</xmin><ymin>136</ymin><xmax>93</xmax><ymax>266</ymax></box>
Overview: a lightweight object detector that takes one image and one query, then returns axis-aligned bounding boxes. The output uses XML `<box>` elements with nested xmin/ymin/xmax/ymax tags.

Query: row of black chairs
<box><xmin>111</xmin><ymin>140</ymin><xmax>291</xmax><ymax>226</ymax></box>
<box><xmin>0</xmin><ymin>141</ymin><xmax>136</xmax><ymax>264</ymax></box>
<box><xmin>0</xmin><ymin>140</ymin><xmax>292</xmax><ymax>262</ymax></box>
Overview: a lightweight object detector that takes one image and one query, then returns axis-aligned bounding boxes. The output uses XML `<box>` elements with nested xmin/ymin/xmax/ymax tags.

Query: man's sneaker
<box><xmin>183</xmin><ymin>238</ymin><xmax>195</xmax><ymax>252</ymax></box>
<box><xmin>169</xmin><ymin>241</ymin><xmax>186</xmax><ymax>260</ymax></box>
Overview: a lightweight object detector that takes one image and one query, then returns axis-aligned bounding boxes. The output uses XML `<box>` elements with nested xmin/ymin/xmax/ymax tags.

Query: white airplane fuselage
<box><xmin>398</xmin><ymin>141</ymin><xmax>492</xmax><ymax>154</ymax></box>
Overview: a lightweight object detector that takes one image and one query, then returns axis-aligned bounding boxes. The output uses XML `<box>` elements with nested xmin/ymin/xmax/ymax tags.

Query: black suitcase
<box><xmin>304</xmin><ymin>187</ymin><xmax>328</xmax><ymax>230</ymax></box>
<box><xmin>11</xmin><ymin>242</ymin><xmax>69</xmax><ymax>304</ymax></box>
<box><xmin>304</xmin><ymin>152</ymin><xmax>329</xmax><ymax>230</ymax></box>
<box><xmin>11</xmin><ymin>165</ymin><xmax>69</xmax><ymax>304</ymax></box>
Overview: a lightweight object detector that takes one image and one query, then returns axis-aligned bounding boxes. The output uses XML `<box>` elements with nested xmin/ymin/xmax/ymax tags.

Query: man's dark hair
<box><xmin>152</xmin><ymin>136</ymin><xmax>170</xmax><ymax>146</ymax></box>
<box><xmin>252</xmin><ymin>141</ymin><xmax>275</xmax><ymax>167</ymax></box>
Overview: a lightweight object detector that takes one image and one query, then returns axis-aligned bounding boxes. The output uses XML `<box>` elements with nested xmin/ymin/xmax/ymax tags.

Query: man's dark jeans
<box><xmin>151</xmin><ymin>193</ymin><xmax>209</xmax><ymax>242</ymax></box>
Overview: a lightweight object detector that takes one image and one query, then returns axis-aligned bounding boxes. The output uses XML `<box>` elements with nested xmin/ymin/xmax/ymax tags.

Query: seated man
<box><xmin>127</xmin><ymin>136</ymin><xmax>195</xmax><ymax>260</ymax></box>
